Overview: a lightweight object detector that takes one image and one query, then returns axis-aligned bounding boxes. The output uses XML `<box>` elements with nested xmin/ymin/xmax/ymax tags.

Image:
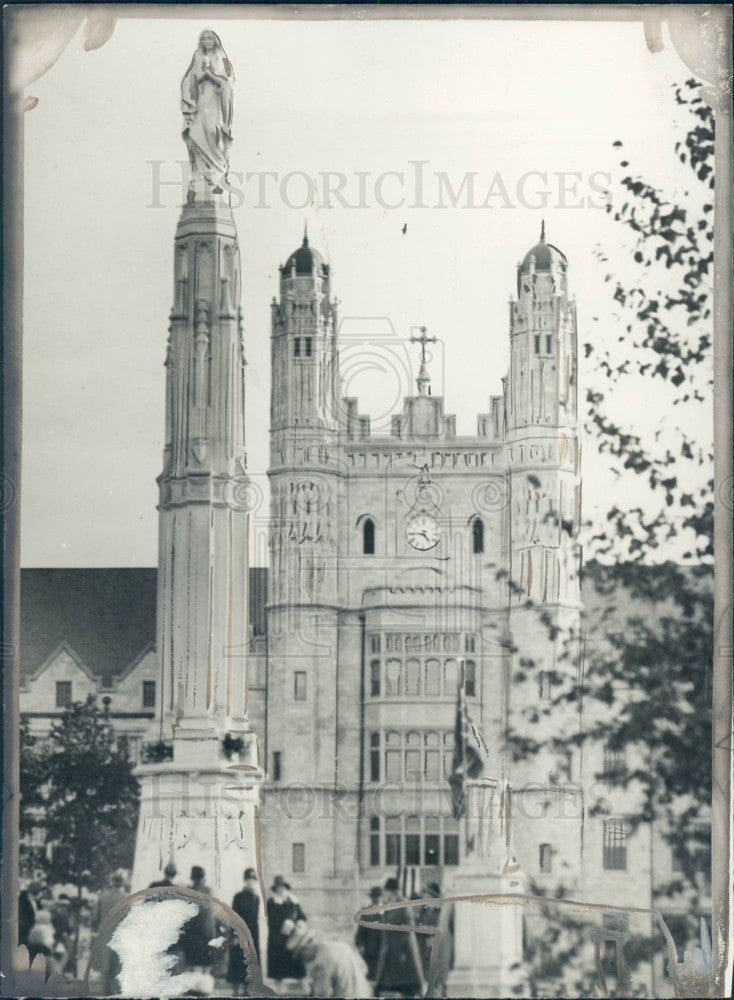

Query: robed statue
<box><xmin>181</xmin><ymin>30</ymin><xmax>234</xmax><ymax>199</ymax></box>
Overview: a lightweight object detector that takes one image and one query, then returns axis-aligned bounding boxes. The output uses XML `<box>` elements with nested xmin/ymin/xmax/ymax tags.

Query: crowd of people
<box><xmin>18</xmin><ymin>881</ymin><xmax>77</xmax><ymax>978</ymax></box>
<box><xmin>20</xmin><ymin>865</ymin><xmax>454</xmax><ymax>997</ymax></box>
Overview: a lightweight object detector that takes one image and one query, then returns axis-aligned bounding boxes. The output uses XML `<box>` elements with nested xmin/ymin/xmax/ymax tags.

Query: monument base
<box><xmin>131</xmin><ymin>757</ymin><xmax>262</xmax><ymax>900</ymax></box>
<box><xmin>443</xmin><ymin>869</ymin><xmax>525</xmax><ymax>998</ymax></box>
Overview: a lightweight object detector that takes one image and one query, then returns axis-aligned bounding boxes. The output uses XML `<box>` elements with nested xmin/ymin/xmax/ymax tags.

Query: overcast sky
<box><xmin>20</xmin><ymin>9</ymin><xmax>712</xmax><ymax>566</ymax></box>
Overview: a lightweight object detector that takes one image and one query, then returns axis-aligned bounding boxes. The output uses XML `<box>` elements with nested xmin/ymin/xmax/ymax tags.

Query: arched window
<box><xmin>471</xmin><ymin>516</ymin><xmax>484</xmax><ymax>554</ymax></box>
<box><xmin>385</xmin><ymin>659</ymin><xmax>401</xmax><ymax>697</ymax></box>
<box><xmin>363</xmin><ymin>518</ymin><xmax>375</xmax><ymax>555</ymax></box>
<box><xmin>425</xmin><ymin>658</ymin><xmax>441</xmax><ymax>697</ymax></box>
<box><xmin>405</xmin><ymin>658</ymin><xmax>421</xmax><ymax>696</ymax></box>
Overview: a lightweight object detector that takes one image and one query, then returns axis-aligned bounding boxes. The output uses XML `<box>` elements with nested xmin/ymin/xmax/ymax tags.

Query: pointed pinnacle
<box><xmin>540</xmin><ymin>219</ymin><xmax>546</xmax><ymax>242</ymax></box>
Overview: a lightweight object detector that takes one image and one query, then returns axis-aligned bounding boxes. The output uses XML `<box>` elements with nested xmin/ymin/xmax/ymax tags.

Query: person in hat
<box><xmin>149</xmin><ymin>861</ymin><xmax>178</xmax><ymax>888</ymax></box>
<box><xmin>266</xmin><ymin>875</ymin><xmax>306</xmax><ymax>983</ymax></box>
<box><xmin>180</xmin><ymin>866</ymin><xmax>216</xmax><ymax>973</ymax></box>
<box><xmin>373</xmin><ymin>877</ymin><xmax>425</xmax><ymax>998</ymax></box>
<box><xmin>227</xmin><ymin>867</ymin><xmax>261</xmax><ymax>992</ymax></box>
<box><xmin>417</xmin><ymin>881</ymin><xmax>453</xmax><ymax>995</ymax></box>
<box><xmin>284</xmin><ymin>919</ymin><xmax>371</xmax><ymax>999</ymax></box>
<box><xmin>355</xmin><ymin>886</ymin><xmax>383</xmax><ymax>982</ymax></box>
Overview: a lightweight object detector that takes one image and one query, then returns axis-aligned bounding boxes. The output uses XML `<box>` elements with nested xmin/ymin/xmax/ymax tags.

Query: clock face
<box><xmin>405</xmin><ymin>513</ymin><xmax>440</xmax><ymax>551</ymax></box>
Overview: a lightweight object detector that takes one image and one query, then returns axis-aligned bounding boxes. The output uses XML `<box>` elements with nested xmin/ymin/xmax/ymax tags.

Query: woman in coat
<box><xmin>266</xmin><ymin>876</ymin><xmax>306</xmax><ymax>982</ymax></box>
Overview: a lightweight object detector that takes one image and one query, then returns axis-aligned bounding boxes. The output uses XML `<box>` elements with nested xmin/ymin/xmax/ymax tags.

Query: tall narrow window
<box><xmin>370</xmin><ymin>816</ymin><xmax>380</xmax><ymax>866</ymax></box>
<box><xmin>425</xmin><ymin>658</ymin><xmax>441</xmax><ymax>697</ymax></box>
<box><xmin>443</xmin><ymin>833</ymin><xmax>459</xmax><ymax>866</ymax></box>
<box><xmin>56</xmin><ymin>681</ymin><xmax>72</xmax><ymax>708</ymax></box>
<box><xmin>305</xmin><ymin>337</ymin><xmax>313</xmax><ymax>357</ymax></box>
<box><xmin>539</xmin><ymin>843</ymin><xmax>553</xmax><ymax>872</ymax></box>
<box><xmin>386</xmin><ymin>658</ymin><xmax>401</xmax><ymax>697</ymax></box>
<box><xmin>405</xmin><ymin>816</ymin><xmax>421</xmax><ymax>865</ymax></box>
<box><xmin>405</xmin><ymin>658</ymin><xmax>421</xmax><ymax>696</ymax></box>
<box><xmin>363</xmin><ymin>518</ymin><xmax>375</xmax><ymax>554</ymax></box>
<box><xmin>294</xmin><ymin>337</ymin><xmax>301</xmax><ymax>358</ymax></box>
<box><xmin>370</xmin><ymin>634</ymin><xmax>381</xmax><ymax>653</ymax></box>
<box><xmin>370</xmin><ymin>660</ymin><xmax>381</xmax><ymax>697</ymax></box>
<box><xmin>603</xmin><ymin>819</ymin><xmax>629</xmax><ymax>870</ymax></box>
<box><xmin>143</xmin><ymin>680</ymin><xmax>156</xmax><ymax>709</ymax></box>
<box><xmin>370</xmin><ymin>733</ymin><xmax>380</xmax><ymax>782</ymax></box>
<box><xmin>294</xmin><ymin>671</ymin><xmax>307</xmax><ymax>701</ymax></box>
<box><xmin>538</xmin><ymin>670</ymin><xmax>552</xmax><ymax>701</ymax></box>
<box><xmin>405</xmin><ymin>732</ymin><xmax>421</xmax><ymax>783</ymax></box>
<box><xmin>464</xmin><ymin>660</ymin><xmax>476</xmax><ymax>698</ymax></box>
<box><xmin>545</xmin><ymin>334</ymin><xmax>553</xmax><ymax>354</ymax></box>
<box><xmin>272</xmin><ymin>751</ymin><xmax>282</xmax><ymax>781</ymax></box>
<box><xmin>292</xmin><ymin>842</ymin><xmax>305</xmax><ymax>873</ymax></box>
<box><xmin>471</xmin><ymin>517</ymin><xmax>484</xmax><ymax>554</ymax></box>
<box><xmin>384</xmin><ymin>732</ymin><xmax>402</xmax><ymax>780</ymax></box>
<box><xmin>534</xmin><ymin>334</ymin><xmax>541</xmax><ymax>354</ymax></box>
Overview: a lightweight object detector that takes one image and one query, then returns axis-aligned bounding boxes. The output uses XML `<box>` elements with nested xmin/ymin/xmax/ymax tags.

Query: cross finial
<box><xmin>540</xmin><ymin>219</ymin><xmax>546</xmax><ymax>242</ymax></box>
<box><xmin>410</xmin><ymin>326</ymin><xmax>437</xmax><ymax>366</ymax></box>
<box><xmin>410</xmin><ymin>326</ymin><xmax>438</xmax><ymax>396</ymax></box>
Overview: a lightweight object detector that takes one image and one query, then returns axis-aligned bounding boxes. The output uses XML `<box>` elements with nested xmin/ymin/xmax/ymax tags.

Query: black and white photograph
<box><xmin>2</xmin><ymin>4</ymin><xmax>732</xmax><ymax>998</ymax></box>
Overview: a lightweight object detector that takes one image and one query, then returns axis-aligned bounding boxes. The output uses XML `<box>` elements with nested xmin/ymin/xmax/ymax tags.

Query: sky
<box><xmin>20</xmin><ymin>8</ymin><xmax>712</xmax><ymax>566</ymax></box>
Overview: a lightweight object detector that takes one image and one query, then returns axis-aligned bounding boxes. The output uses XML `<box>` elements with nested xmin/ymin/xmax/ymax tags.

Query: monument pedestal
<box><xmin>444</xmin><ymin>869</ymin><xmax>525</xmax><ymax>998</ymax></box>
<box><xmin>131</xmin><ymin>737</ymin><xmax>262</xmax><ymax>899</ymax></box>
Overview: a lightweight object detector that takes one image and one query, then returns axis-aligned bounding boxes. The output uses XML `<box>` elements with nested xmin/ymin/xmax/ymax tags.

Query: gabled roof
<box><xmin>21</xmin><ymin>569</ymin><xmax>157</xmax><ymax>683</ymax></box>
<box><xmin>20</xmin><ymin>567</ymin><xmax>269</xmax><ymax>683</ymax></box>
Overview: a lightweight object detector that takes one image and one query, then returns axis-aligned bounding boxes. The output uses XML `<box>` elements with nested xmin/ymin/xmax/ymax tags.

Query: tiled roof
<box><xmin>20</xmin><ymin>567</ymin><xmax>268</xmax><ymax>682</ymax></box>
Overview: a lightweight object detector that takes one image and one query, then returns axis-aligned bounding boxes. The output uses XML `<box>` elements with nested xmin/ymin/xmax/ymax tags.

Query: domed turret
<box><xmin>282</xmin><ymin>228</ymin><xmax>329</xmax><ymax>277</ymax></box>
<box><xmin>517</xmin><ymin>221</ymin><xmax>567</xmax><ymax>295</ymax></box>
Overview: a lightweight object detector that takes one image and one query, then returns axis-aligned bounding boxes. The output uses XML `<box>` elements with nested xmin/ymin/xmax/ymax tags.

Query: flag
<box><xmin>448</xmin><ymin>677</ymin><xmax>488</xmax><ymax>818</ymax></box>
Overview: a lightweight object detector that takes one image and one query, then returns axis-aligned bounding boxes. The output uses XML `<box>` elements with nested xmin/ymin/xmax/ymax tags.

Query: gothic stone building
<box><xmin>249</xmin><ymin>226</ymin><xmax>584</xmax><ymax>934</ymax></box>
<box><xmin>21</xmin><ymin>225</ymin><xmax>706</xmax><ymax>995</ymax></box>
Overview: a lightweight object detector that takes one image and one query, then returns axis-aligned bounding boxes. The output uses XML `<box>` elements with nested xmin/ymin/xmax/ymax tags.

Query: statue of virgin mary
<box><xmin>181</xmin><ymin>30</ymin><xmax>235</xmax><ymax>198</ymax></box>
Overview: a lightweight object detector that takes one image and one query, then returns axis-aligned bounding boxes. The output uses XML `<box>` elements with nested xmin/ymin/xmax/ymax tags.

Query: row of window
<box><xmin>369</xmin><ymin>658</ymin><xmax>476</xmax><ymax>699</ymax></box>
<box><xmin>292</xmin><ymin>337</ymin><xmax>313</xmax><ymax>358</ymax></box>
<box><xmin>369</xmin><ymin>730</ymin><xmax>455</xmax><ymax>783</ymax></box>
<box><xmin>369</xmin><ymin>634</ymin><xmax>477</xmax><ymax>654</ymax></box>
<box><xmin>369</xmin><ymin>815</ymin><xmax>460</xmax><ymax>867</ymax></box>
<box><xmin>360</xmin><ymin>517</ymin><xmax>484</xmax><ymax>554</ymax></box>
<box><xmin>54</xmin><ymin>680</ymin><xmax>156</xmax><ymax>709</ymax></box>
<box><xmin>534</xmin><ymin>334</ymin><xmax>555</xmax><ymax>356</ymax></box>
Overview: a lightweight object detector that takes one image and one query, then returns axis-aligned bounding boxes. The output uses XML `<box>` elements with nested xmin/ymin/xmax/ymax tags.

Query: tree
<box><xmin>510</xmin><ymin>78</ymin><xmax>715</xmax><ymax>995</ymax></box>
<box><xmin>39</xmin><ymin>696</ymin><xmax>140</xmax><ymax>893</ymax></box>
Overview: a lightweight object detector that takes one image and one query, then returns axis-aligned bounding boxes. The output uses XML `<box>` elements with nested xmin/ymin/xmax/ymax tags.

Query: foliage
<box><xmin>510</xmin><ymin>79</ymin><xmax>715</xmax><ymax>993</ymax></box>
<box><xmin>21</xmin><ymin>695</ymin><xmax>140</xmax><ymax>893</ymax></box>
<box><xmin>587</xmin><ymin>78</ymin><xmax>714</xmax><ymax>564</ymax></box>
<box><xmin>19</xmin><ymin>718</ymin><xmax>49</xmax><ymax>877</ymax></box>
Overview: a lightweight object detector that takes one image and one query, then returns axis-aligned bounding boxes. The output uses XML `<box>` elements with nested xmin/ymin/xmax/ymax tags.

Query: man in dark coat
<box><xmin>180</xmin><ymin>866</ymin><xmax>216</xmax><ymax>971</ymax></box>
<box><xmin>373</xmin><ymin>878</ymin><xmax>425</xmax><ymax>998</ymax></box>
<box><xmin>227</xmin><ymin>867</ymin><xmax>261</xmax><ymax>991</ymax></box>
<box><xmin>355</xmin><ymin>885</ymin><xmax>383</xmax><ymax>982</ymax></box>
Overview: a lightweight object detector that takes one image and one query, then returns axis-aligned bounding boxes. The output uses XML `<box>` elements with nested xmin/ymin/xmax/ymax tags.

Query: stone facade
<box><xmin>251</xmin><ymin>227</ymin><xmax>590</xmax><ymax>989</ymax></box>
